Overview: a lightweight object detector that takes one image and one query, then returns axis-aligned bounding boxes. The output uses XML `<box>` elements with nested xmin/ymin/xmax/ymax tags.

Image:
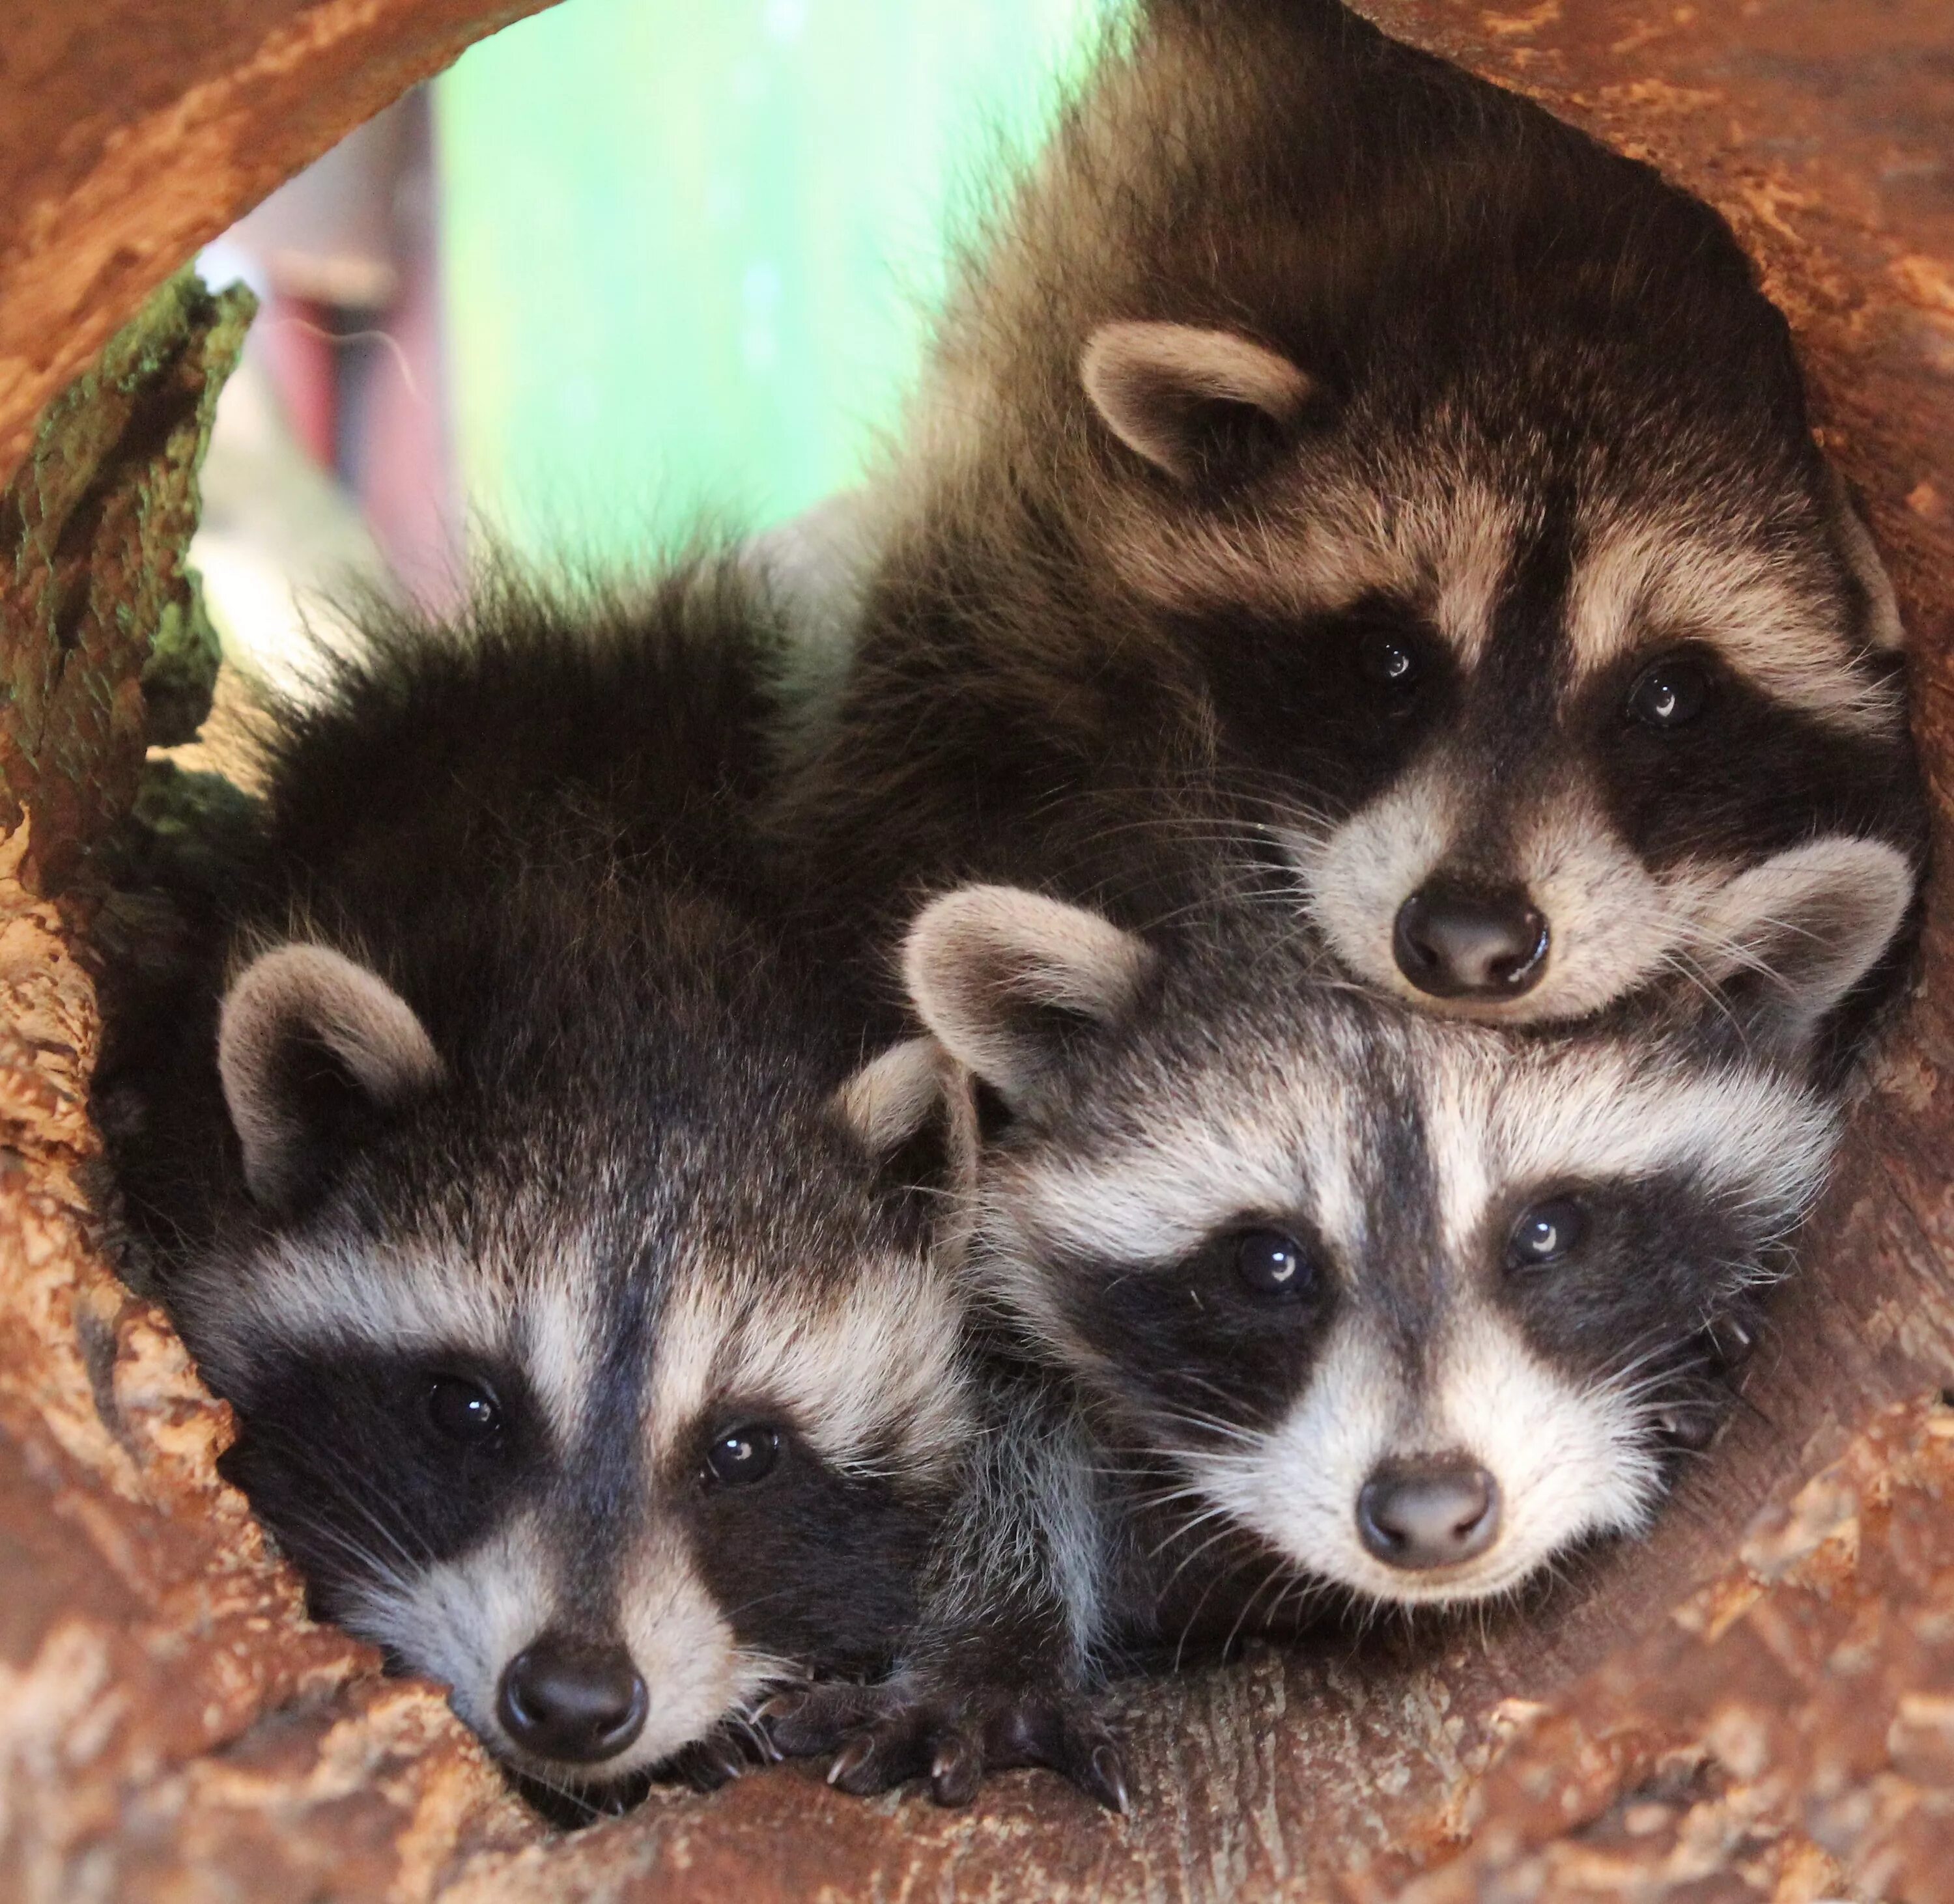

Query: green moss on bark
<box><xmin>0</xmin><ymin>270</ymin><xmax>253</xmax><ymax>894</ymax></box>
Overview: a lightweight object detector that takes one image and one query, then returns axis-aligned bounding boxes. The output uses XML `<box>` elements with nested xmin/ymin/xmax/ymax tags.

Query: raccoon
<box><xmin>761</xmin><ymin>846</ymin><xmax>1904</xmax><ymax>1787</ymax></box>
<box><xmin>759</xmin><ymin>858</ymin><xmax>1888</xmax><ymax>1794</ymax></box>
<box><xmin>96</xmin><ymin>562</ymin><xmax>977</xmax><ymax>1806</ymax></box>
<box><xmin>770</xmin><ymin>0</ymin><xmax>1923</xmax><ymax>1037</ymax></box>
<box><xmin>882</xmin><ymin>871</ymin><xmax>1893</xmax><ymax>1643</ymax></box>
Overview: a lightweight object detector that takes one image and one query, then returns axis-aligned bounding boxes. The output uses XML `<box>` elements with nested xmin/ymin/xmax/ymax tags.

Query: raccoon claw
<box><xmin>759</xmin><ymin>1682</ymin><xmax>882</xmax><ymax>1756</ymax></box>
<box><xmin>982</xmin><ymin>1696</ymin><xmax>1129</xmax><ymax>1813</ymax></box>
<box><xmin>765</xmin><ymin>1680</ymin><xmax>1127</xmax><ymax>1811</ymax></box>
<box><xmin>665</xmin><ymin>1722</ymin><xmax>763</xmax><ymax>1791</ymax></box>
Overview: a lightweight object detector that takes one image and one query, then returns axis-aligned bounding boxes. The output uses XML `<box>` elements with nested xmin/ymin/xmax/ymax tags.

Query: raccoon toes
<box><xmin>762</xmin><ymin>1681</ymin><xmax>1127</xmax><ymax>1812</ymax></box>
<box><xmin>975</xmin><ymin>1690</ymin><xmax>1129</xmax><ymax>1813</ymax></box>
<box><xmin>664</xmin><ymin>1720</ymin><xmax>776</xmax><ymax>1792</ymax></box>
<box><xmin>756</xmin><ymin>1682</ymin><xmax>886</xmax><ymax>1757</ymax></box>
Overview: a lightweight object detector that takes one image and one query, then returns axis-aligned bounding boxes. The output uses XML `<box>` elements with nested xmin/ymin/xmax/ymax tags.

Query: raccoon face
<box><xmin>1079</xmin><ymin>320</ymin><xmax>1919</xmax><ymax>1026</ymax></box>
<box><xmin>182</xmin><ymin>943</ymin><xmax>967</xmax><ymax>1793</ymax></box>
<box><xmin>903</xmin><ymin>886</ymin><xmax>1864</xmax><ymax>1609</ymax></box>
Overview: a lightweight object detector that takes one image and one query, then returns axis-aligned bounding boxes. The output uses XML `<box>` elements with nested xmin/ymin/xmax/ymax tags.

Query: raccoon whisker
<box><xmin>1144</xmin><ymin>1497</ymin><xmax>1239</xmax><ymax>1565</ymax></box>
<box><xmin>240</xmin><ymin>1435</ymin><xmax>437</xmax><ymax>1578</ymax></box>
<box><xmin>1169</xmin><ymin>1540</ymin><xmax>1267</xmax><ymax>1674</ymax></box>
<box><xmin>1157</xmin><ymin>1514</ymin><xmax>1257</xmax><ymax>1606</ymax></box>
<box><xmin>1218</xmin><ymin>1553</ymin><xmax>1296</xmax><ymax>1659</ymax></box>
<box><xmin>722</xmin><ymin>1584</ymin><xmax>828</xmax><ymax>1623</ymax></box>
<box><xmin>1141</xmin><ymin>1387</ymin><xmax>1264</xmax><ymax>1442</ymax></box>
<box><xmin>1154</xmin><ymin>1411</ymin><xmax>1262</xmax><ymax>1452</ymax></box>
<box><xmin>276</xmin><ymin>1511</ymin><xmax>423</xmax><ymax>1603</ymax></box>
<box><xmin>1655</xmin><ymin>944</ymin><xmax>1748</xmax><ymax>1039</ymax></box>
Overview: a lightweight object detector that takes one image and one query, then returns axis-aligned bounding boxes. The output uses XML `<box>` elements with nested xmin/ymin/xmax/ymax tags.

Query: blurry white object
<box><xmin>189</xmin><ymin>337</ymin><xmax>393</xmax><ymax>701</ymax></box>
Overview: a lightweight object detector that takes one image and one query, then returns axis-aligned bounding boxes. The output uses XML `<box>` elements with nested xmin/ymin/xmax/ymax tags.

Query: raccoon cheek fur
<box><xmin>1299</xmin><ymin>777</ymin><xmax>1721</xmax><ymax>1024</ymax></box>
<box><xmin>1186</xmin><ymin>1315</ymin><xmax>1666</xmax><ymax>1610</ymax></box>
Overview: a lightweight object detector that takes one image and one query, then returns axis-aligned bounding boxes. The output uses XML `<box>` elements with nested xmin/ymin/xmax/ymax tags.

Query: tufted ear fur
<box><xmin>1081</xmin><ymin>320</ymin><xmax>1312</xmax><ymax>484</ymax></box>
<box><xmin>901</xmin><ymin>886</ymin><xmax>1155</xmax><ymax>1119</ymax></box>
<box><xmin>1821</xmin><ymin>465</ymin><xmax>1905</xmax><ymax>653</ymax></box>
<box><xmin>218</xmin><ymin>943</ymin><xmax>444</xmax><ymax>1212</ymax></box>
<box><xmin>830</xmin><ymin>1033</ymin><xmax>980</xmax><ymax>1207</ymax></box>
<box><xmin>832</xmin><ymin>1036</ymin><xmax>956</xmax><ymax>1156</ymax></box>
<box><xmin>1697</xmin><ymin>837</ymin><xmax>1916</xmax><ymax>1063</ymax></box>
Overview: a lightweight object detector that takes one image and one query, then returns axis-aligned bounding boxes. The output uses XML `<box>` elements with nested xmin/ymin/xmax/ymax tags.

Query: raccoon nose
<box><xmin>497</xmin><ymin>1634</ymin><xmax>648</xmax><ymax>1763</ymax></box>
<box><xmin>1357</xmin><ymin>1457</ymin><xmax>1501</xmax><ymax>1569</ymax></box>
<box><xmin>1393</xmin><ymin>884</ymin><xmax>1548</xmax><ymax>999</ymax></box>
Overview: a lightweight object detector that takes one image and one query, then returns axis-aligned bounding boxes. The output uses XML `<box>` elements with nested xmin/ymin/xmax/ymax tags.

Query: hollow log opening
<box><xmin>1</xmin><ymin>3</ymin><xmax>1951</xmax><ymax>1899</ymax></box>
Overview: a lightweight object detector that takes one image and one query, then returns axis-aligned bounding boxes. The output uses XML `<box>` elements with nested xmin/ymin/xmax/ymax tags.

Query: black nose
<box><xmin>497</xmin><ymin>1634</ymin><xmax>648</xmax><ymax>1763</ymax></box>
<box><xmin>1393</xmin><ymin>884</ymin><xmax>1548</xmax><ymax>999</ymax></box>
<box><xmin>1357</xmin><ymin>1457</ymin><xmax>1501</xmax><ymax>1569</ymax></box>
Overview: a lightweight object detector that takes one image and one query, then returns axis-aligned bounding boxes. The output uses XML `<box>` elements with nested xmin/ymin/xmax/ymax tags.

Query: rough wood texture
<box><xmin>0</xmin><ymin>0</ymin><xmax>552</xmax><ymax>494</ymax></box>
<box><xmin>0</xmin><ymin>1</ymin><xmax>1951</xmax><ymax>1899</ymax></box>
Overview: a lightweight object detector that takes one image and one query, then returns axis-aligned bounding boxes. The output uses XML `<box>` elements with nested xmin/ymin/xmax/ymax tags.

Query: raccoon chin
<box><xmin>503</xmin><ymin>1763</ymin><xmax>656</xmax><ymax>1830</ymax></box>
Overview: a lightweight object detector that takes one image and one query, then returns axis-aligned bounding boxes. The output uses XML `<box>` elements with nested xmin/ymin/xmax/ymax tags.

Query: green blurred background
<box><xmin>434</xmin><ymin>0</ymin><xmax>1103</xmax><ymax>563</ymax></box>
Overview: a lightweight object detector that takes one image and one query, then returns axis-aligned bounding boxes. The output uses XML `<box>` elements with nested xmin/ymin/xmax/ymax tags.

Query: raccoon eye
<box><xmin>1507</xmin><ymin>1198</ymin><xmax>1588</xmax><ymax>1269</ymax></box>
<box><xmin>703</xmin><ymin>1424</ymin><xmax>782</xmax><ymax>1487</ymax></box>
<box><xmin>1358</xmin><ymin>630</ymin><xmax>1421</xmax><ymax>692</ymax></box>
<box><xmin>1626</xmin><ymin>656</ymin><xmax>1708</xmax><ymax>728</ymax></box>
<box><xmin>425</xmin><ymin>1377</ymin><xmax>502</xmax><ymax>1445</ymax></box>
<box><xmin>1232</xmin><ymin>1228</ymin><xmax>1315</xmax><ymax>1300</ymax></box>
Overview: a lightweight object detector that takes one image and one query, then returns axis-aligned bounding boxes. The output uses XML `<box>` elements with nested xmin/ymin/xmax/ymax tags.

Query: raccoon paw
<box><xmin>662</xmin><ymin>1717</ymin><xmax>779</xmax><ymax>1793</ymax></box>
<box><xmin>761</xmin><ymin>1681</ymin><xmax>1127</xmax><ymax>1812</ymax></box>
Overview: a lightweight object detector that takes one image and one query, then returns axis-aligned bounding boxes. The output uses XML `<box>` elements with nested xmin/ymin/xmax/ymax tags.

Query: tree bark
<box><xmin>0</xmin><ymin>2</ymin><xmax>1949</xmax><ymax>1898</ymax></box>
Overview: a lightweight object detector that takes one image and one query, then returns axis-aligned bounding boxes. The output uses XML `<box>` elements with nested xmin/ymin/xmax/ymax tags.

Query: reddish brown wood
<box><xmin>0</xmin><ymin>2</ymin><xmax>1949</xmax><ymax>1899</ymax></box>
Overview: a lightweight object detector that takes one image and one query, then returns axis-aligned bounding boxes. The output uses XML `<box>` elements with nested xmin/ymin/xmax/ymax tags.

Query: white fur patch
<box><xmin>348</xmin><ymin>1512</ymin><xmax>776</xmax><ymax>1778</ymax></box>
<box><xmin>203</xmin><ymin>1233</ymin><xmax>511</xmax><ymax>1386</ymax></box>
<box><xmin>346</xmin><ymin>1511</ymin><xmax>554</xmax><ymax>1759</ymax></box>
<box><xmin>1099</xmin><ymin>461</ymin><xmax>1515</xmax><ymax>671</ymax></box>
<box><xmin>201</xmin><ymin>1225</ymin><xmax>617</xmax><ymax>1456</ymax></box>
<box><xmin>645</xmin><ymin>1261</ymin><xmax>971</xmax><ymax>1482</ymax></box>
<box><xmin>1490</xmin><ymin>1055</ymin><xmax>1836</xmax><ymax>1227</ymax></box>
<box><xmin>982</xmin><ymin>1051</ymin><xmax>1365</xmax><ymax>1369</ymax></box>
<box><xmin>612</xmin><ymin>1526</ymin><xmax>776</xmax><ymax>1771</ymax></box>
<box><xmin>1564</xmin><ymin>520</ymin><xmax>1903</xmax><ymax>737</ymax></box>
<box><xmin>1290</xmin><ymin>754</ymin><xmax>1461</xmax><ymax>1005</ymax></box>
<box><xmin>1191</xmin><ymin>1306</ymin><xmax>1662</xmax><ymax>1607</ymax></box>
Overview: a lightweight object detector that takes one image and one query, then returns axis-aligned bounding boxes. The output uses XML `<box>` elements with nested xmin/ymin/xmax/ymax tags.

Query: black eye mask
<box><xmin>218</xmin><ymin>1348</ymin><xmax>546</xmax><ymax>1606</ymax></box>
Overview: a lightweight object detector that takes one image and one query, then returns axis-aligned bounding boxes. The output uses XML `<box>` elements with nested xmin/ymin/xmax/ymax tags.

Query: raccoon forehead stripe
<box><xmin>215</xmin><ymin>1235</ymin><xmax>510</xmax><ymax>1373</ymax></box>
<box><xmin>645</xmin><ymin>1268</ymin><xmax>970</xmax><ymax>1477</ymax></box>
<box><xmin>519</xmin><ymin>1264</ymin><xmax>609</xmax><ymax>1448</ymax></box>
<box><xmin>1565</xmin><ymin>524</ymin><xmax>1903</xmax><ymax>737</ymax></box>
<box><xmin>998</xmin><ymin>1072</ymin><xmax>1367</xmax><ymax>1273</ymax></box>
<box><xmin>1489</xmin><ymin>1051</ymin><xmax>1837</xmax><ymax>1217</ymax></box>
<box><xmin>1102</xmin><ymin>462</ymin><xmax>1515</xmax><ymax>669</ymax></box>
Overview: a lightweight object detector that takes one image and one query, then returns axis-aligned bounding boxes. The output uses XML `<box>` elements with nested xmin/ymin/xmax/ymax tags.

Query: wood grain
<box><xmin>0</xmin><ymin>1</ymin><xmax>1949</xmax><ymax>1897</ymax></box>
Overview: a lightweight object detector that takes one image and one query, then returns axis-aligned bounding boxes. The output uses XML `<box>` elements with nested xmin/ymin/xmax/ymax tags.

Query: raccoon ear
<box><xmin>1081</xmin><ymin>320</ymin><xmax>1311</xmax><ymax>484</ymax></box>
<box><xmin>218</xmin><ymin>943</ymin><xmax>444</xmax><ymax>1211</ymax></box>
<box><xmin>1698</xmin><ymin>837</ymin><xmax>1915</xmax><ymax>1060</ymax></box>
<box><xmin>1821</xmin><ymin>466</ymin><xmax>1905</xmax><ymax>652</ymax></box>
<box><xmin>832</xmin><ymin>1037</ymin><xmax>952</xmax><ymax>1156</ymax></box>
<box><xmin>903</xmin><ymin>886</ymin><xmax>1155</xmax><ymax>1117</ymax></box>
<box><xmin>831</xmin><ymin>1035</ymin><xmax>979</xmax><ymax>1199</ymax></box>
